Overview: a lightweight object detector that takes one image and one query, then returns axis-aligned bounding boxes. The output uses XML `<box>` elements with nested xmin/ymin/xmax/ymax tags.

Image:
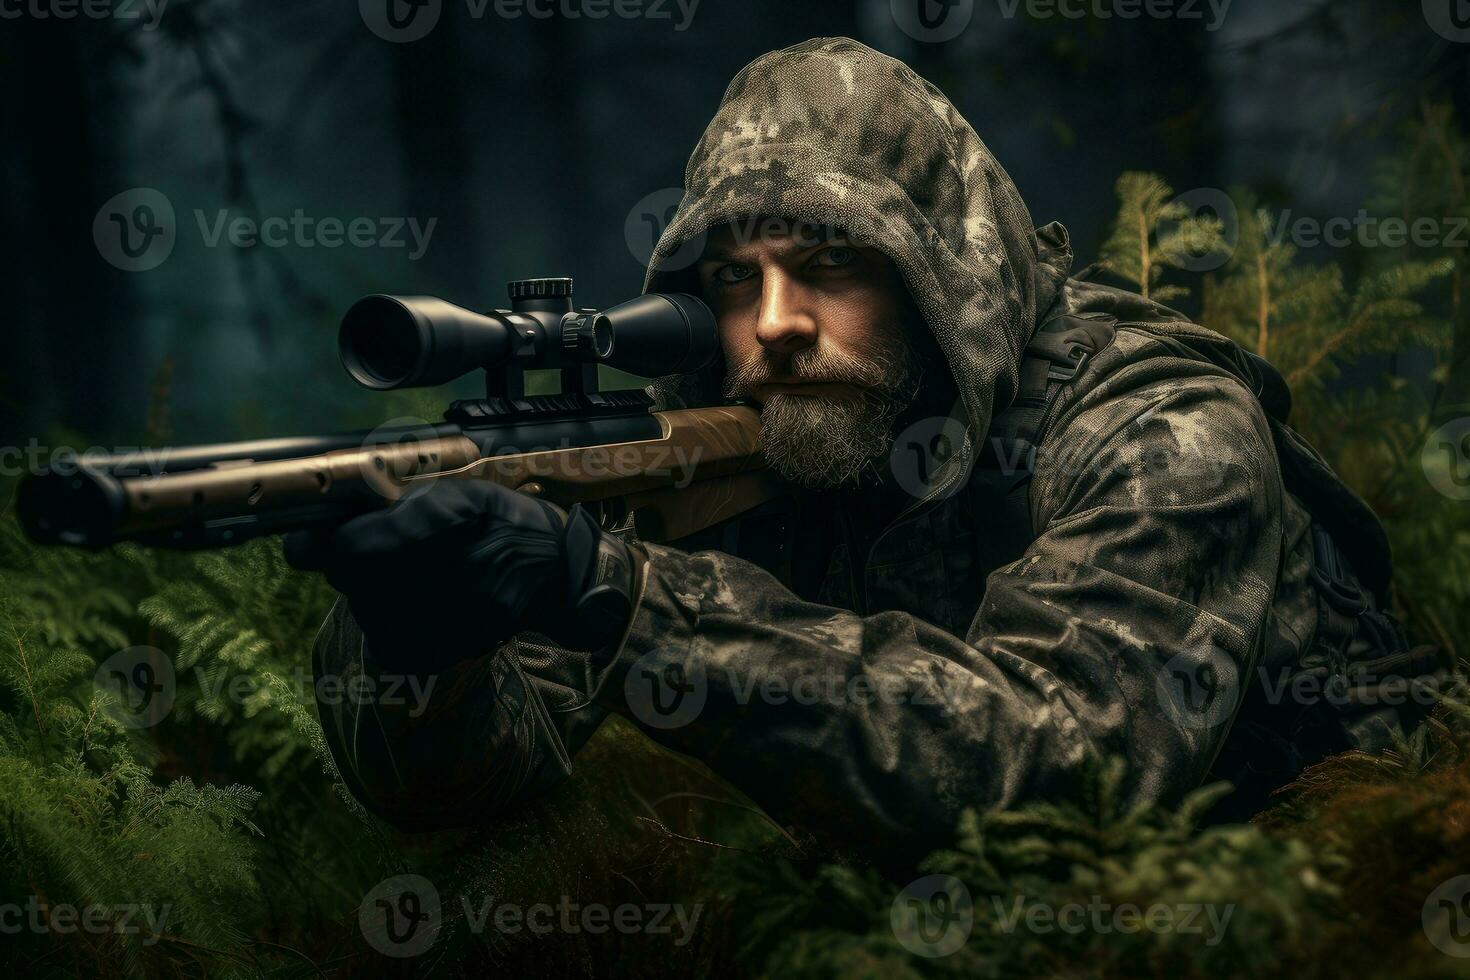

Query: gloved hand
<box><xmin>283</xmin><ymin>480</ymin><xmax>638</xmax><ymax>672</ymax></box>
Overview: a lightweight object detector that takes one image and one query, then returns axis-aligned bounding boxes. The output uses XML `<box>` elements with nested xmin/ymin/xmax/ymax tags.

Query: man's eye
<box><xmin>812</xmin><ymin>245</ymin><xmax>857</xmax><ymax>268</ymax></box>
<box><xmin>716</xmin><ymin>263</ymin><xmax>756</xmax><ymax>283</ymax></box>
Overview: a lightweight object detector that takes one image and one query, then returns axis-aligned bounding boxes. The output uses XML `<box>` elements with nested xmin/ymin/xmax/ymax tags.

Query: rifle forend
<box><xmin>18</xmin><ymin>279</ymin><xmax>784</xmax><ymax>551</ymax></box>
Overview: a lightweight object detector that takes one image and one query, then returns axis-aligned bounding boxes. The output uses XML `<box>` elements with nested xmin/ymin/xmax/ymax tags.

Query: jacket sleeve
<box><xmin>310</xmin><ymin>599</ymin><xmax>612</xmax><ymax>831</ymax></box>
<box><xmin>595</xmin><ymin>373</ymin><xmax>1284</xmax><ymax>865</ymax></box>
<box><xmin>312</xmin><ymin>373</ymin><xmax>1282</xmax><ymax>864</ymax></box>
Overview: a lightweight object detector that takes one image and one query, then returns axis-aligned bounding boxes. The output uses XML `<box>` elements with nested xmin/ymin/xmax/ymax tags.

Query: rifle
<box><xmin>18</xmin><ymin>278</ymin><xmax>783</xmax><ymax>551</ymax></box>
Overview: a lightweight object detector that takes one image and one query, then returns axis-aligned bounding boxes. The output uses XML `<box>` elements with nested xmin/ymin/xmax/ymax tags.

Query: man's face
<box><xmin>696</xmin><ymin>220</ymin><xmax>923</xmax><ymax>490</ymax></box>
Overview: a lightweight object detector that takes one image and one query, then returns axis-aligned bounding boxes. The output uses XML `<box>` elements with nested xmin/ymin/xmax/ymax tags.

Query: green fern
<box><xmin>137</xmin><ymin>539</ymin><xmax>336</xmax><ymax>777</ymax></box>
<box><xmin>0</xmin><ymin>488</ymin><xmax>367</xmax><ymax>977</ymax></box>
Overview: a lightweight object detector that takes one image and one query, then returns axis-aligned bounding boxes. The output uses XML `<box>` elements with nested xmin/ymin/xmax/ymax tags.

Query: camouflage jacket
<box><xmin>311</xmin><ymin>38</ymin><xmax>1409</xmax><ymax>868</ymax></box>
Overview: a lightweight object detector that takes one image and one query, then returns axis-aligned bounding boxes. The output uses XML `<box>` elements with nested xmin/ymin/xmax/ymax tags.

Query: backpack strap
<box><xmin>971</xmin><ymin>313</ymin><xmax>1117</xmax><ymax>557</ymax></box>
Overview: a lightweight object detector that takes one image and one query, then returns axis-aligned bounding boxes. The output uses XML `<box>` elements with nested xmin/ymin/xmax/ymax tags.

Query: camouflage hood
<box><xmin>641</xmin><ymin>36</ymin><xmax>1073</xmax><ymax>444</ymax></box>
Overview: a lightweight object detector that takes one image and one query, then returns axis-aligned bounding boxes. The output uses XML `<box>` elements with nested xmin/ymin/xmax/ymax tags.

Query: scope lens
<box><xmin>358</xmin><ymin>320</ymin><xmax>417</xmax><ymax>384</ymax></box>
<box><xmin>340</xmin><ymin>296</ymin><xmax>423</xmax><ymax>387</ymax></box>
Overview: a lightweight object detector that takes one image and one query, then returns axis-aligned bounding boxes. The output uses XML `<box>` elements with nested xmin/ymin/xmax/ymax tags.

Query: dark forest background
<box><xmin>4</xmin><ymin>1</ymin><xmax>1470</xmax><ymax>977</ymax></box>
<box><xmin>2</xmin><ymin>0</ymin><xmax>1465</xmax><ymax>447</ymax></box>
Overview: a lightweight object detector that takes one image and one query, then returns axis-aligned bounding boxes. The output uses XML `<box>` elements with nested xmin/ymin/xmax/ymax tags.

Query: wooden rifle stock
<box><xmin>18</xmin><ymin>404</ymin><xmax>785</xmax><ymax>550</ymax></box>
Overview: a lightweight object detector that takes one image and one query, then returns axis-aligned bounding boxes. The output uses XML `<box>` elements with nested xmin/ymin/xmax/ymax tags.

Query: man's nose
<box><xmin>754</xmin><ymin>271</ymin><xmax>818</xmax><ymax>355</ymax></box>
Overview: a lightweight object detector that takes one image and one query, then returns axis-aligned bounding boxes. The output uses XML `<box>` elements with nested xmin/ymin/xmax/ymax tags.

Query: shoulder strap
<box><xmin>973</xmin><ymin>312</ymin><xmax>1117</xmax><ymax>548</ymax></box>
<box><xmin>978</xmin><ymin>309</ymin><xmax>1397</xmax><ymax>610</ymax></box>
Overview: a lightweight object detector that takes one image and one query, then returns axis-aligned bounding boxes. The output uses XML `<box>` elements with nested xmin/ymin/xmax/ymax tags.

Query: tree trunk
<box><xmin>0</xmin><ymin>18</ymin><xmax>133</xmax><ymax>445</ymax></box>
<box><xmin>393</xmin><ymin>12</ymin><xmax>479</xmax><ymax>300</ymax></box>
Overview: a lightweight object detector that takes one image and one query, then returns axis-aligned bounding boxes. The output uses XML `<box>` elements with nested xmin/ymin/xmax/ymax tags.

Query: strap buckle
<box><xmin>1025</xmin><ymin>331</ymin><xmax>1093</xmax><ymax>382</ymax></box>
<box><xmin>1047</xmin><ymin>342</ymin><xmax>1090</xmax><ymax>382</ymax></box>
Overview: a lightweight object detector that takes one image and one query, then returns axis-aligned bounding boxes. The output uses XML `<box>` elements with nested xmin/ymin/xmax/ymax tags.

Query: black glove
<box><xmin>284</xmin><ymin>481</ymin><xmax>637</xmax><ymax>671</ymax></box>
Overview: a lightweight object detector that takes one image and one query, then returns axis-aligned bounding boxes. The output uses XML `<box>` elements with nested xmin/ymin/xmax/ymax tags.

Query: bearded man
<box><xmin>287</xmin><ymin>37</ymin><xmax>1428</xmax><ymax>870</ymax></box>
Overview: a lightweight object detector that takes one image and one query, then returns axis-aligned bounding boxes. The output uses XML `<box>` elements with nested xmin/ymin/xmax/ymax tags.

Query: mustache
<box><xmin>723</xmin><ymin>339</ymin><xmax>917</xmax><ymax>400</ymax></box>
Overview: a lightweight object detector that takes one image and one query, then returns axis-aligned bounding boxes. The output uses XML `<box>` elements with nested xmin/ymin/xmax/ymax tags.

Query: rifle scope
<box><xmin>339</xmin><ymin>278</ymin><xmax>718</xmax><ymax>392</ymax></box>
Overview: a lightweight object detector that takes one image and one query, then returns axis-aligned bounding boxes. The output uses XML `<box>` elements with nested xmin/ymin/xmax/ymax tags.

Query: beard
<box><xmin>723</xmin><ymin>328</ymin><xmax>924</xmax><ymax>490</ymax></box>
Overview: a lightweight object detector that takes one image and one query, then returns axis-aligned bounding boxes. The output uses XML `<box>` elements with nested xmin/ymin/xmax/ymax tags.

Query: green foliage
<box><xmin>3</xmin><ymin>107</ymin><xmax>1470</xmax><ymax>980</ymax></box>
<box><xmin>1201</xmin><ymin>200</ymin><xmax>1450</xmax><ymax>420</ymax></box>
<box><xmin>0</xmin><ymin>479</ymin><xmax>761</xmax><ymax>976</ymax></box>
<box><xmin>1098</xmin><ymin>172</ymin><xmax>1228</xmax><ymax>302</ymax></box>
<box><xmin>712</xmin><ymin>759</ymin><xmax>1339</xmax><ymax>979</ymax></box>
<box><xmin>137</xmin><ymin>542</ymin><xmax>337</xmax><ymax>778</ymax></box>
<box><xmin>0</xmin><ymin>499</ymin><xmax>267</xmax><ymax>975</ymax></box>
<box><xmin>0</xmin><ymin>515</ymin><xmax>137</xmax><ymax>656</ymax></box>
<box><xmin>1369</xmin><ymin>100</ymin><xmax>1470</xmax><ymax>410</ymax></box>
